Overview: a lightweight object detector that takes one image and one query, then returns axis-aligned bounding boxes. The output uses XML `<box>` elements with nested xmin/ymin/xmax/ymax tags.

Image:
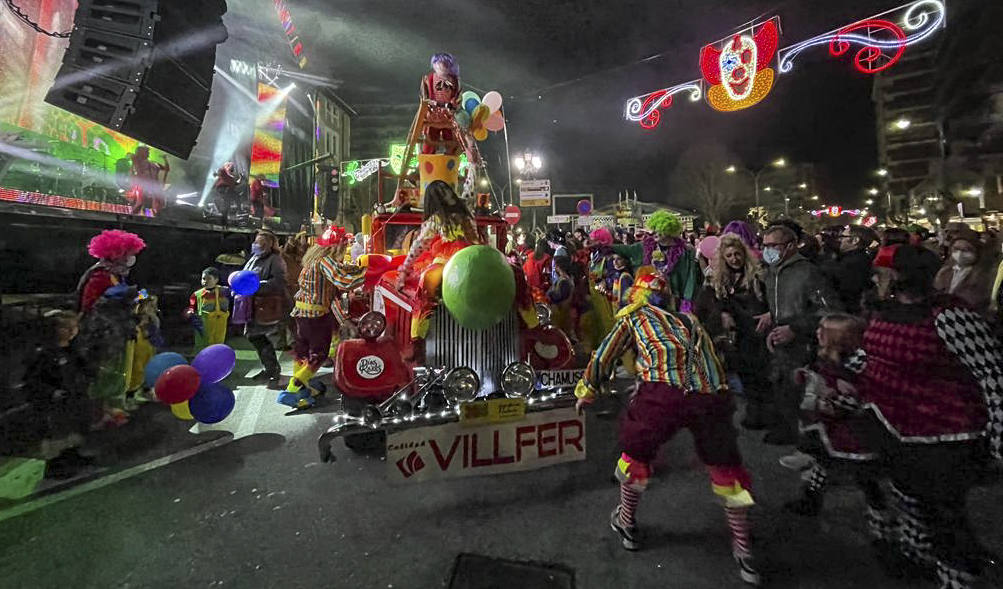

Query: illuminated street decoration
<box><xmin>624</xmin><ymin>80</ymin><xmax>702</xmax><ymax>129</ymax></box>
<box><xmin>810</xmin><ymin>206</ymin><xmax>864</xmax><ymax>217</ymax></box>
<box><xmin>623</xmin><ymin>0</ymin><xmax>946</xmax><ymax>129</ymax></box>
<box><xmin>700</xmin><ymin>18</ymin><xmax>779</xmax><ymax>112</ymax></box>
<box><xmin>777</xmin><ymin>0</ymin><xmax>945</xmax><ymax>74</ymax></box>
<box><xmin>274</xmin><ymin>0</ymin><xmax>308</xmax><ymax>69</ymax></box>
<box><xmin>341</xmin><ymin>144</ymin><xmax>468</xmax><ymax>184</ymax></box>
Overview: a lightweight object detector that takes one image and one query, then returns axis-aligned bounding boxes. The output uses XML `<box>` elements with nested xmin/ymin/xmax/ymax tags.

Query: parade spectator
<box><xmin>242</xmin><ymin>230</ymin><xmax>287</xmax><ymax>388</ymax></box>
<box><xmin>522</xmin><ymin>239</ymin><xmax>552</xmax><ymax>301</ymax></box>
<box><xmin>21</xmin><ymin>310</ymin><xmax>95</xmax><ymax>477</ymax></box>
<box><xmin>854</xmin><ymin>244</ymin><xmax>1002</xmax><ymax>586</ymax></box>
<box><xmin>759</xmin><ymin>224</ymin><xmax>841</xmax><ymax>445</ymax></box>
<box><xmin>695</xmin><ymin>233</ymin><xmax>771</xmax><ymax>429</ymax></box>
<box><xmin>279</xmin><ymin>232</ymin><xmax>309</xmax><ymax>350</ymax></box>
<box><xmin>933</xmin><ymin>226</ymin><xmax>993</xmax><ymax>314</ymax></box>
<box><xmin>546</xmin><ymin>256</ymin><xmax>576</xmax><ymax>338</ymax></box>
<box><xmin>828</xmin><ymin>225</ymin><xmax>878</xmax><ymax>314</ymax></box>
<box><xmin>881</xmin><ymin>227</ymin><xmax>911</xmax><ymax>247</ymax></box>
<box><xmin>722</xmin><ymin>220</ymin><xmax>760</xmax><ymax>258</ymax></box>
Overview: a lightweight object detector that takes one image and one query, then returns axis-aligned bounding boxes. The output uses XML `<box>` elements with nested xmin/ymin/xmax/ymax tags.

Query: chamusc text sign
<box><xmin>386</xmin><ymin>407</ymin><xmax>586</xmax><ymax>482</ymax></box>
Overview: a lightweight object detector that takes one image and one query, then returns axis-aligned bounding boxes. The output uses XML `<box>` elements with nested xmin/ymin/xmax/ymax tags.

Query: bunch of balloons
<box><xmin>144</xmin><ymin>344</ymin><xmax>237</xmax><ymax>424</ymax></box>
<box><xmin>454</xmin><ymin>90</ymin><xmax>505</xmax><ymax>141</ymax></box>
<box><xmin>228</xmin><ymin>270</ymin><xmax>260</xmax><ymax>296</ymax></box>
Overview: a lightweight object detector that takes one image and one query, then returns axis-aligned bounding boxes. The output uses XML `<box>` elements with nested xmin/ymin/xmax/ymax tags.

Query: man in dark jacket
<box><xmin>827</xmin><ymin>225</ymin><xmax>877</xmax><ymax>314</ymax></box>
<box><xmin>757</xmin><ymin>224</ymin><xmax>842</xmax><ymax>445</ymax></box>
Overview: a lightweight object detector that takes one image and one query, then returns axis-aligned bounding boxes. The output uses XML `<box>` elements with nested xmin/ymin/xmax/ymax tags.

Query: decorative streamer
<box><xmin>624</xmin><ymin>80</ymin><xmax>702</xmax><ymax>129</ymax></box>
<box><xmin>777</xmin><ymin>0</ymin><xmax>945</xmax><ymax>74</ymax></box>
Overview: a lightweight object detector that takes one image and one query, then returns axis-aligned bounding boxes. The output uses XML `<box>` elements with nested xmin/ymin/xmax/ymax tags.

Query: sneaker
<box><xmin>778</xmin><ymin>451</ymin><xmax>815</xmax><ymax>471</ymax></box>
<box><xmin>277</xmin><ymin>390</ymin><xmax>315</xmax><ymax>409</ymax></box>
<box><xmin>609</xmin><ymin>506</ymin><xmax>640</xmax><ymax>551</ymax></box>
<box><xmin>734</xmin><ymin>551</ymin><xmax>761</xmax><ymax>586</ymax></box>
<box><xmin>267</xmin><ymin>376</ymin><xmax>284</xmax><ymax>391</ymax></box>
<box><xmin>248</xmin><ymin>369</ymin><xmax>270</xmax><ymax>381</ymax></box>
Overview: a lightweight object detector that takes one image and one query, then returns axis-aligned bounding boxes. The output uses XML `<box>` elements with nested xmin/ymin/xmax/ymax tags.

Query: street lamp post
<box><xmin>725</xmin><ymin>157</ymin><xmax>787</xmax><ymax>209</ymax></box>
<box><xmin>513</xmin><ymin>151</ymin><xmax>544</xmax><ymax>230</ymax></box>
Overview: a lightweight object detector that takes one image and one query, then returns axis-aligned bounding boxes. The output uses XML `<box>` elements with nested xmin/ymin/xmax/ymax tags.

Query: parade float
<box><xmin>316</xmin><ymin>55</ymin><xmax>588</xmax><ymax>482</ymax></box>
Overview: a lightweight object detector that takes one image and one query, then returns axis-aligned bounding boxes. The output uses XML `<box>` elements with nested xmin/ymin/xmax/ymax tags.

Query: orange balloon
<box><xmin>419</xmin><ymin>263</ymin><xmax>444</xmax><ymax>296</ymax></box>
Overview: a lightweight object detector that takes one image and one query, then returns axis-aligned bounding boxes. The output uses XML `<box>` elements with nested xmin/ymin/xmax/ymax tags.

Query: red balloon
<box><xmin>155</xmin><ymin>365</ymin><xmax>201</xmax><ymax>404</ymax></box>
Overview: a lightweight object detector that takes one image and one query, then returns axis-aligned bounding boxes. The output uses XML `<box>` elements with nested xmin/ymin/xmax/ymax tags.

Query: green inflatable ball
<box><xmin>441</xmin><ymin>245</ymin><xmax>515</xmax><ymax>331</ymax></box>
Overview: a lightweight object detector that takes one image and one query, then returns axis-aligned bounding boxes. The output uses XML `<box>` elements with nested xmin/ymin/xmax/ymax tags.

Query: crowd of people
<box><xmin>517</xmin><ymin>214</ymin><xmax>1002</xmax><ymax>588</ymax></box>
<box><xmin>6</xmin><ymin>179</ymin><xmax>1003</xmax><ymax>587</ymax></box>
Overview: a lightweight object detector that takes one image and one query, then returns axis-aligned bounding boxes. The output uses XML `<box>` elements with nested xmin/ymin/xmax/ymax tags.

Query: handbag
<box><xmin>252</xmin><ymin>294</ymin><xmax>286</xmax><ymax>325</ymax></box>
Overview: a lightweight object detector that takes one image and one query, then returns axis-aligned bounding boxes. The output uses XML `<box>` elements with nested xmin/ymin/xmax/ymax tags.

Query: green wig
<box><xmin>647</xmin><ymin>210</ymin><xmax>683</xmax><ymax>238</ymax></box>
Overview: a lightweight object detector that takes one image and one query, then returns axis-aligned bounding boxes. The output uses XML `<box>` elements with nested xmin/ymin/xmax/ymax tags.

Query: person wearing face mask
<box><xmin>757</xmin><ymin>224</ymin><xmax>842</xmax><ymax>445</ymax></box>
<box><xmin>696</xmin><ymin>234</ymin><xmax>770</xmax><ymax>429</ymax></box>
<box><xmin>242</xmin><ymin>230</ymin><xmax>287</xmax><ymax>388</ymax></box>
<box><xmin>933</xmin><ymin>227</ymin><xmax>993</xmax><ymax>315</ymax></box>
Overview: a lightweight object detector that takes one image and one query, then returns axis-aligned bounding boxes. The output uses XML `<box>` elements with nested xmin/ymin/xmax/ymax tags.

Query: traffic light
<box><xmin>323</xmin><ymin>166</ymin><xmax>340</xmax><ymax>219</ymax></box>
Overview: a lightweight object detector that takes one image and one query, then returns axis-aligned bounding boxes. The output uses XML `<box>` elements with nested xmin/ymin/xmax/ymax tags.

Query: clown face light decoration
<box><xmin>700</xmin><ymin>18</ymin><xmax>779</xmax><ymax>112</ymax></box>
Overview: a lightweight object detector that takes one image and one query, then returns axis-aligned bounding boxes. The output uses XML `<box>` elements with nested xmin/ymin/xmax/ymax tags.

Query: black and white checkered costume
<box><xmin>934</xmin><ymin>307</ymin><xmax>1003</xmax><ymax>460</ymax></box>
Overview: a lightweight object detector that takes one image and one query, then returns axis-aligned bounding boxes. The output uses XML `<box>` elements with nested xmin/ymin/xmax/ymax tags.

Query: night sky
<box><xmin>233</xmin><ymin>0</ymin><xmax>897</xmax><ymax>210</ymax></box>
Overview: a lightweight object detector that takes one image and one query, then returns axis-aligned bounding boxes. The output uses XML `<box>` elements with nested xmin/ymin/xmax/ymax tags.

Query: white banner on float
<box><xmin>386</xmin><ymin>407</ymin><xmax>586</xmax><ymax>483</ymax></box>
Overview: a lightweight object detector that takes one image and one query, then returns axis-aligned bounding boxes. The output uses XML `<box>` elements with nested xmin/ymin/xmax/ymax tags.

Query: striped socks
<box><xmin>725</xmin><ymin>506</ymin><xmax>752</xmax><ymax>556</ymax></box>
<box><xmin>618</xmin><ymin>483</ymin><xmax>642</xmax><ymax>528</ymax></box>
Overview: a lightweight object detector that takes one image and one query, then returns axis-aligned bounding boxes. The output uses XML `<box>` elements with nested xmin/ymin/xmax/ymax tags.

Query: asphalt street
<box><xmin>1</xmin><ymin>345</ymin><xmax>1001</xmax><ymax>589</ymax></box>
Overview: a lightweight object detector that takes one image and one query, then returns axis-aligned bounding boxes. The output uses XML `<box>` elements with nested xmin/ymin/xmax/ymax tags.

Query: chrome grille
<box><xmin>425</xmin><ymin>309</ymin><xmax>518</xmax><ymax>396</ymax></box>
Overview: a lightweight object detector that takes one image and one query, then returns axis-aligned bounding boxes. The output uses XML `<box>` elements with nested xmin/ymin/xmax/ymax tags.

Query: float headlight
<box><xmin>501</xmin><ymin>362</ymin><xmax>535</xmax><ymax>397</ymax></box>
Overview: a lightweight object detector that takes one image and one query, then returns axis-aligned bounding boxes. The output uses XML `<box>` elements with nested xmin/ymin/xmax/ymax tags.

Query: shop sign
<box><xmin>386</xmin><ymin>407</ymin><xmax>586</xmax><ymax>482</ymax></box>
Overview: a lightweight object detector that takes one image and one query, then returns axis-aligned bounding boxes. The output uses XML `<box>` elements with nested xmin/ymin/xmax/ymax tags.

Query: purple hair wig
<box><xmin>722</xmin><ymin>220</ymin><xmax>758</xmax><ymax>249</ymax></box>
<box><xmin>430</xmin><ymin>53</ymin><xmax>459</xmax><ymax>77</ymax></box>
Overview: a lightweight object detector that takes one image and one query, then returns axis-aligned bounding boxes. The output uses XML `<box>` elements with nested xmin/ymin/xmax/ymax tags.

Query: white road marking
<box><xmin>0</xmin><ymin>436</ymin><xmax>232</xmax><ymax>524</ymax></box>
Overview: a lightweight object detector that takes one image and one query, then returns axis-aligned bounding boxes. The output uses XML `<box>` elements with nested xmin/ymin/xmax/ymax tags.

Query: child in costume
<box><xmin>575</xmin><ymin>274</ymin><xmax>760</xmax><ymax>586</ymax></box>
<box><xmin>126</xmin><ymin>291</ymin><xmax>164</xmax><ymax>407</ymax></box>
<box><xmin>580</xmin><ymin>227</ymin><xmax>617</xmax><ymax>351</ymax></box>
<box><xmin>21</xmin><ymin>310</ymin><xmax>95</xmax><ymax>477</ymax></box>
<box><xmin>185</xmin><ymin>267</ymin><xmax>231</xmax><ymax>354</ymax></box>
<box><xmin>783</xmin><ymin>313</ymin><xmax>878</xmax><ymax>517</ymax></box>
<box><xmin>642</xmin><ymin>210</ymin><xmax>702</xmax><ymax>312</ymax></box>
<box><xmin>279</xmin><ymin>226</ymin><xmax>365</xmax><ymax>409</ymax></box>
<box><xmin>76</xmin><ymin>230</ymin><xmax>146</xmax><ymax>427</ymax></box>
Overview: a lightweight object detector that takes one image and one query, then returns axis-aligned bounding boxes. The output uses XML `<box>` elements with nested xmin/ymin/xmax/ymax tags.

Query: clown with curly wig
<box><xmin>76</xmin><ymin>229</ymin><xmax>146</xmax><ymax>427</ymax></box>
<box><xmin>641</xmin><ymin>210</ymin><xmax>702</xmax><ymax>312</ymax></box>
<box><xmin>574</xmin><ymin>272</ymin><xmax>760</xmax><ymax>583</ymax></box>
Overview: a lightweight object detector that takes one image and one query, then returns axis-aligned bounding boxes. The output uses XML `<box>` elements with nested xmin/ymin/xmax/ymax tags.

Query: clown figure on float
<box><xmin>421</xmin><ymin>53</ymin><xmax>461</xmax><ymax>156</ymax></box>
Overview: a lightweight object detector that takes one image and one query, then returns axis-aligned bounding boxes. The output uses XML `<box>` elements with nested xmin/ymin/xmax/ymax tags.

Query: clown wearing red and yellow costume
<box><xmin>575</xmin><ymin>274</ymin><xmax>760</xmax><ymax>585</ymax></box>
<box><xmin>279</xmin><ymin>226</ymin><xmax>365</xmax><ymax>409</ymax></box>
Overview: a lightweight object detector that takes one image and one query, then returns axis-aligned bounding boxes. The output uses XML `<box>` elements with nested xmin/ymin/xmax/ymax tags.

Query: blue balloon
<box><xmin>188</xmin><ymin>382</ymin><xmax>236</xmax><ymax>424</ymax></box>
<box><xmin>464</xmin><ymin>98</ymin><xmax>480</xmax><ymax>115</ymax></box>
<box><xmin>143</xmin><ymin>352</ymin><xmax>187</xmax><ymax>388</ymax></box>
<box><xmin>228</xmin><ymin>270</ymin><xmax>261</xmax><ymax>296</ymax></box>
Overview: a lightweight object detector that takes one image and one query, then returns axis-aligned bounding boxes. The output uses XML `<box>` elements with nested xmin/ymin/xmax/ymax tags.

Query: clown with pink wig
<box><xmin>75</xmin><ymin>230</ymin><xmax>147</xmax><ymax>426</ymax></box>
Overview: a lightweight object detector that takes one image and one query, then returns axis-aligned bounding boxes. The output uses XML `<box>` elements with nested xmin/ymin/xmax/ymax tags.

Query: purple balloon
<box><xmin>191</xmin><ymin>344</ymin><xmax>236</xmax><ymax>383</ymax></box>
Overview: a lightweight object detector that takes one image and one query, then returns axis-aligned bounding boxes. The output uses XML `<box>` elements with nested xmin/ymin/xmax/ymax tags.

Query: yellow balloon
<box><xmin>170</xmin><ymin>401</ymin><xmax>194</xmax><ymax>420</ymax></box>
<box><xmin>473</xmin><ymin>128</ymin><xmax>488</xmax><ymax>141</ymax></box>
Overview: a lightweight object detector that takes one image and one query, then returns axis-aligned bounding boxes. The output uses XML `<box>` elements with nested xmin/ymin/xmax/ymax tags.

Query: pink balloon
<box><xmin>698</xmin><ymin>235</ymin><xmax>720</xmax><ymax>259</ymax></box>
<box><xmin>484</xmin><ymin>111</ymin><xmax>505</xmax><ymax>132</ymax></box>
<box><xmin>481</xmin><ymin>91</ymin><xmax>503</xmax><ymax>113</ymax></box>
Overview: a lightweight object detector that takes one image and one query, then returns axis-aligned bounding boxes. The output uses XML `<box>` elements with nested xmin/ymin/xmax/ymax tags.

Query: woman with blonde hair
<box><xmin>278</xmin><ymin>226</ymin><xmax>365</xmax><ymax>409</ymax></box>
<box><xmin>695</xmin><ymin>233</ymin><xmax>771</xmax><ymax>428</ymax></box>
